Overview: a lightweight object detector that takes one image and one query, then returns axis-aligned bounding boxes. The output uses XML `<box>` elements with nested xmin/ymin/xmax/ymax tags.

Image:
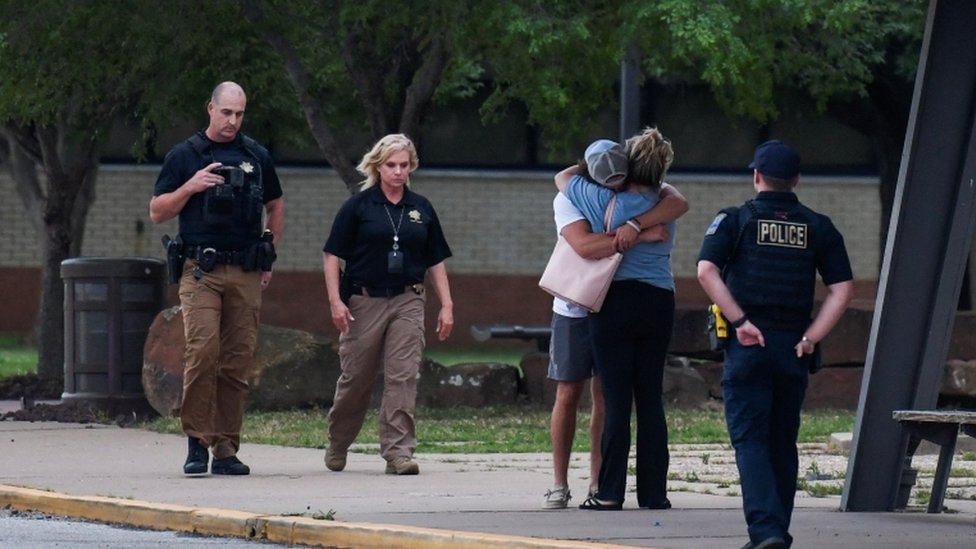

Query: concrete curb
<box><xmin>0</xmin><ymin>484</ymin><xmax>647</xmax><ymax>549</ymax></box>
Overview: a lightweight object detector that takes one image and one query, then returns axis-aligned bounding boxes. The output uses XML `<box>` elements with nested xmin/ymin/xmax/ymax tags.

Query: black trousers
<box><xmin>589</xmin><ymin>280</ymin><xmax>674</xmax><ymax>505</ymax></box>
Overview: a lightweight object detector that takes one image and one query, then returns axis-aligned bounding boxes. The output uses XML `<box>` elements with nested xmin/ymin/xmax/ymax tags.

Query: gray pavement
<box><xmin>1</xmin><ymin>407</ymin><xmax>975</xmax><ymax>548</ymax></box>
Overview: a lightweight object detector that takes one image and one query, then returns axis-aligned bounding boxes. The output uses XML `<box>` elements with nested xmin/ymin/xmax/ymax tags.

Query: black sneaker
<box><xmin>183</xmin><ymin>437</ymin><xmax>208</xmax><ymax>475</ymax></box>
<box><xmin>211</xmin><ymin>455</ymin><xmax>250</xmax><ymax>475</ymax></box>
<box><xmin>753</xmin><ymin>538</ymin><xmax>787</xmax><ymax>549</ymax></box>
<box><xmin>639</xmin><ymin>498</ymin><xmax>672</xmax><ymax>510</ymax></box>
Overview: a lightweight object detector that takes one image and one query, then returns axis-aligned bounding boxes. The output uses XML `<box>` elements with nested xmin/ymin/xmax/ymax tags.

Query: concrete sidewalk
<box><xmin>1</xmin><ymin>415</ymin><xmax>974</xmax><ymax>548</ymax></box>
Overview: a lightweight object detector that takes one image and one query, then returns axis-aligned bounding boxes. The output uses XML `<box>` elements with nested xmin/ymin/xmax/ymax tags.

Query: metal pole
<box><xmin>841</xmin><ymin>0</ymin><xmax>976</xmax><ymax>511</ymax></box>
<box><xmin>619</xmin><ymin>44</ymin><xmax>641</xmax><ymax>142</ymax></box>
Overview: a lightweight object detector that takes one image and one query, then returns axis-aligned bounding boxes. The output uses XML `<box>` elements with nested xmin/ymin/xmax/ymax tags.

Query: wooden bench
<box><xmin>892</xmin><ymin>409</ymin><xmax>976</xmax><ymax>513</ymax></box>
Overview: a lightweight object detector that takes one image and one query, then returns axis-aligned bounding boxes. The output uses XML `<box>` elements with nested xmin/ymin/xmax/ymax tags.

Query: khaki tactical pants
<box><xmin>327</xmin><ymin>291</ymin><xmax>426</xmax><ymax>462</ymax></box>
<box><xmin>179</xmin><ymin>261</ymin><xmax>261</xmax><ymax>459</ymax></box>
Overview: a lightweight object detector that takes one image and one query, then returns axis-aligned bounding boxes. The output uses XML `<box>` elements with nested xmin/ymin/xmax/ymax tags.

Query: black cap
<box><xmin>749</xmin><ymin>140</ymin><xmax>800</xmax><ymax>179</ymax></box>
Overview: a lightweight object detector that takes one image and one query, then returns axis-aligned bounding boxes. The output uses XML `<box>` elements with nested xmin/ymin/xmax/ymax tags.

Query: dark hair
<box><xmin>575</xmin><ymin>159</ymin><xmax>596</xmax><ymax>183</ymax></box>
<box><xmin>758</xmin><ymin>173</ymin><xmax>797</xmax><ymax>191</ymax></box>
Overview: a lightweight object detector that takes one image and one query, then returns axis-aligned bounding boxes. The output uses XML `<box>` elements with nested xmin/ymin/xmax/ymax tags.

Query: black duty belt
<box><xmin>352</xmin><ymin>284</ymin><xmax>424</xmax><ymax>298</ymax></box>
<box><xmin>184</xmin><ymin>246</ymin><xmax>246</xmax><ymax>266</ymax></box>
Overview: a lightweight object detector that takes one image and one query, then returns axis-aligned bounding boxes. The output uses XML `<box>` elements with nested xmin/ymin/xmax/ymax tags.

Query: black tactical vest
<box><xmin>186</xmin><ymin>132</ymin><xmax>265</xmax><ymax>242</ymax></box>
<box><xmin>725</xmin><ymin>199</ymin><xmax>822</xmax><ymax>330</ymax></box>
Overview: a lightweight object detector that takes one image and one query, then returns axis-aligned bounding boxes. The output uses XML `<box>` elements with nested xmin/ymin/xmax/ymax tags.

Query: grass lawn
<box><xmin>1</xmin><ymin>332</ymin><xmax>855</xmax><ymax>452</ymax></box>
<box><xmin>142</xmin><ymin>405</ymin><xmax>855</xmax><ymax>454</ymax></box>
<box><xmin>0</xmin><ymin>334</ymin><xmax>37</xmax><ymax>377</ymax></box>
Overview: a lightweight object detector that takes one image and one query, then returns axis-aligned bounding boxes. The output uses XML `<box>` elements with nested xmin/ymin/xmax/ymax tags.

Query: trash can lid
<box><xmin>61</xmin><ymin>257</ymin><xmax>166</xmax><ymax>279</ymax></box>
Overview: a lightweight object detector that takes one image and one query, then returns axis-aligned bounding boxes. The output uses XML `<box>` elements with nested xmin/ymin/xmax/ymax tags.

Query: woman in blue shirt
<box><xmin>555</xmin><ymin>128</ymin><xmax>679</xmax><ymax>511</ymax></box>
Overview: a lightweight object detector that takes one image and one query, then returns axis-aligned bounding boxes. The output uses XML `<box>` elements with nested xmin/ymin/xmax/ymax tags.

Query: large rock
<box><xmin>518</xmin><ymin>351</ymin><xmax>551</xmax><ymax>405</ymax></box>
<box><xmin>519</xmin><ymin>351</ymin><xmax>717</xmax><ymax>410</ymax></box>
<box><xmin>145</xmin><ymin>307</ymin><xmax>523</xmax><ymax>415</ymax></box>
<box><xmin>417</xmin><ymin>362</ymin><xmax>520</xmax><ymax>408</ymax></box>
<box><xmin>142</xmin><ymin>306</ymin><xmax>340</xmax><ymax>416</ymax></box>
<box><xmin>142</xmin><ymin>307</ymin><xmax>188</xmax><ymax>417</ymax></box>
<box><xmin>662</xmin><ymin>356</ymin><xmax>712</xmax><ymax>408</ymax></box>
<box><xmin>943</xmin><ymin>359</ymin><xmax>976</xmax><ymax>397</ymax></box>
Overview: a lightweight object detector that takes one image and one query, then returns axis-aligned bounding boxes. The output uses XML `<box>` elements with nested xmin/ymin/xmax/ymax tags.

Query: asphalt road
<box><xmin>0</xmin><ymin>509</ymin><xmax>314</xmax><ymax>549</ymax></box>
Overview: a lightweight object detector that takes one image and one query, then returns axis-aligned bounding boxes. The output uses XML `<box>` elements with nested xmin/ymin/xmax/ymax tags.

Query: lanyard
<box><xmin>383</xmin><ymin>204</ymin><xmax>405</xmax><ymax>251</ymax></box>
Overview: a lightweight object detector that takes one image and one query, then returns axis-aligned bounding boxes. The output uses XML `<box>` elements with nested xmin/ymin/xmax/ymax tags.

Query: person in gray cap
<box><xmin>553</xmin><ymin>128</ymin><xmax>685</xmax><ymax>511</ymax></box>
<box><xmin>696</xmin><ymin>140</ymin><xmax>853</xmax><ymax>549</ymax></box>
<box><xmin>542</xmin><ymin>134</ymin><xmax>687</xmax><ymax>510</ymax></box>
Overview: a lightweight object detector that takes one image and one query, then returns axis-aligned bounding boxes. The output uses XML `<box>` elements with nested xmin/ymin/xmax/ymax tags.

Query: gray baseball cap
<box><xmin>584</xmin><ymin>139</ymin><xmax>628</xmax><ymax>189</ymax></box>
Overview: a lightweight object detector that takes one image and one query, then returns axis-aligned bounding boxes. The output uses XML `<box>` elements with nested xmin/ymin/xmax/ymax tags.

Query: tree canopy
<box><xmin>0</xmin><ymin>0</ymin><xmax>929</xmax><ymax>379</ymax></box>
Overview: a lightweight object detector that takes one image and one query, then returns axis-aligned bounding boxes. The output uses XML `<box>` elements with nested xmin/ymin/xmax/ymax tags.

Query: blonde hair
<box><xmin>625</xmin><ymin>127</ymin><xmax>673</xmax><ymax>192</ymax></box>
<box><xmin>357</xmin><ymin>134</ymin><xmax>419</xmax><ymax>190</ymax></box>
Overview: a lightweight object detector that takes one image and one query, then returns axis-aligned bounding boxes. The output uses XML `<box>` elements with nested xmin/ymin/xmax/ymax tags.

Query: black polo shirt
<box><xmin>323</xmin><ymin>185</ymin><xmax>452</xmax><ymax>288</ymax></box>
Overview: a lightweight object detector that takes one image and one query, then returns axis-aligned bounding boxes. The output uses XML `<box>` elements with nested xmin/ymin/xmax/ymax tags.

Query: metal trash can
<box><xmin>61</xmin><ymin>257</ymin><xmax>166</xmax><ymax>416</ymax></box>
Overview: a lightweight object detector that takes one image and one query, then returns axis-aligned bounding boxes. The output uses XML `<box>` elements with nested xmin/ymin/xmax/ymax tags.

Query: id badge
<box><xmin>387</xmin><ymin>250</ymin><xmax>404</xmax><ymax>274</ymax></box>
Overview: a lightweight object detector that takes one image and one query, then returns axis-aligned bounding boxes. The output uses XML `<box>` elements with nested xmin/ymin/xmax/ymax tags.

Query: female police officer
<box><xmin>321</xmin><ymin>134</ymin><xmax>453</xmax><ymax>475</ymax></box>
<box><xmin>697</xmin><ymin>140</ymin><xmax>853</xmax><ymax>549</ymax></box>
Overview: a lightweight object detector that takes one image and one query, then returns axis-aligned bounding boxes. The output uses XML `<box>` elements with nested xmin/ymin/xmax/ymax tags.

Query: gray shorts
<box><xmin>547</xmin><ymin>313</ymin><xmax>595</xmax><ymax>382</ymax></box>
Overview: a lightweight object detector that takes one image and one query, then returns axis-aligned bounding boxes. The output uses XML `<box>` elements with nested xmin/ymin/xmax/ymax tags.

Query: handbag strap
<box><xmin>603</xmin><ymin>194</ymin><xmax>618</xmax><ymax>234</ymax></box>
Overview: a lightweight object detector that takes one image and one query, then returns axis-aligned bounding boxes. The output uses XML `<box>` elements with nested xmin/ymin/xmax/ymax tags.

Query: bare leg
<box><xmin>551</xmin><ymin>380</ymin><xmax>585</xmax><ymax>488</ymax></box>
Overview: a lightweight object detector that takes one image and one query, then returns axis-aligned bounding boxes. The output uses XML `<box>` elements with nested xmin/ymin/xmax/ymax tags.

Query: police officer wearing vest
<box><xmin>697</xmin><ymin>140</ymin><xmax>853</xmax><ymax>549</ymax></box>
<box><xmin>322</xmin><ymin>134</ymin><xmax>453</xmax><ymax>476</ymax></box>
<box><xmin>150</xmin><ymin>81</ymin><xmax>284</xmax><ymax>476</ymax></box>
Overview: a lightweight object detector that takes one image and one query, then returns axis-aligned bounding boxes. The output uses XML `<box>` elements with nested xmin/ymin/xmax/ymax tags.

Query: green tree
<box><xmin>0</xmin><ymin>0</ymin><xmax>930</xmax><ymax>381</ymax></box>
<box><xmin>240</xmin><ymin>0</ymin><xmax>925</xmax><ymax>250</ymax></box>
<box><xmin>0</xmin><ymin>0</ymin><xmax>289</xmax><ymax>380</ymax></box>
<box><xmin>238</xmin><ymin>0</ymin><xmax>626</xmax><ymax>191</ymax></box>
<box><xmin>0</xmin><ymin>0</ymin><xmax>167</xmax><ymax>380</ymax></box>
<box><xmin>625</xmin><ymin>0</ymin><xmax>926</xmax><ymax>250</ymax></box>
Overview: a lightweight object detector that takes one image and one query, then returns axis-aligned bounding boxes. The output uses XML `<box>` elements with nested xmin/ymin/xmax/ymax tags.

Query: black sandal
<box><xmin>578</xmin><ymin>496</ymin><xmax>622</xmax><ymax>511</ymax></box>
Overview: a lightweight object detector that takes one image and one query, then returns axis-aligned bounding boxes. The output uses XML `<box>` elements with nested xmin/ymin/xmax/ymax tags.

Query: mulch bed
<box><xmin>0</xmin><ymin>374</ymin><xmax>102</xmax><ymax>424</ymax></box>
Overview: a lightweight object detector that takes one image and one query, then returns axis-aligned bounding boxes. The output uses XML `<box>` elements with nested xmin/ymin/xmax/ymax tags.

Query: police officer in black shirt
<box><xmin>697</xmin><ymin>140</ymin><xmax>853</xmax><ymax>549</ymax></box>
<box><xmin>322</xmin><ymin>133</ymin><xmax>453</xmax><ymax>476</ymax></box>
<box><xmin>150</xmin><ymin>81</ymin><xmax>284</xmax><ymax>476</ymax></box>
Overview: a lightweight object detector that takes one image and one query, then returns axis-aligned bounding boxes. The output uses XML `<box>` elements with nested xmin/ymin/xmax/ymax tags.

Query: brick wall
<box><xmin>0</xmin><ymin>166</ymin><xmax>880</xmax><ymax>341</ymax></box>
<box><xmin>0</xmin><ymin>165</ymin><xmax>881</xmax><ymax>281</ymax></box>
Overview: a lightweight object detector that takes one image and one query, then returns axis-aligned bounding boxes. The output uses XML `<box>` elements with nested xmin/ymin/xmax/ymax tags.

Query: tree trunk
<box><xmin>4</xmin><ymin>123</ymin><xmax>99</xmax><ymax>381</ymax></box>
<box><xmin>828</xmin><ymin>70</ymin><xmax>913</xmax><ymax>276</ymax></box>
<box><xmin>240</xmin><ymin>0</ymin><xmax>362</xmax><ymax>193</ymax></box>
<box><xmin>866</xmin><ymin>79</ymin><xmax>912</xmax><ymax>265</ymax></box>
<box><xmin>35</xmin><ymin>166</ymin><xmax>97</xmax><ymax>381</ymax></box>
<box><xmin>35</xmin><ymin>221</ymin><xmax>70</xmax><ymax>381</ymax></box>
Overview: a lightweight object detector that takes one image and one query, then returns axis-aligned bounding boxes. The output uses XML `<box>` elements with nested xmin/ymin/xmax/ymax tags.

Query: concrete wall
<box><xmin>0</xmin><ymin>166</ymin><xmax>881</xmax><ymax>344</ymax></box>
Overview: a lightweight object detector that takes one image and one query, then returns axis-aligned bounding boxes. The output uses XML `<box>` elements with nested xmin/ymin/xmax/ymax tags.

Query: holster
<box><xmin>243</xmin><ymin>230</ymin><xmax>277</xmax><ymax>272</ymax></box>
<box><xmin>162</xmin><ymin>234</ymin><xmax>184</xmax><ymax>285</ymax></box>
<box><xmin>706</xmin><ymin>303</ymin><xmax>728</xmax><ymax>352</ymax></box>
<box><xmin>807</xmin><ymin>342</ymin><xmax>823</xmax><ymax>374</ymax></box>
<box><xmin>243</xmin><ymin>245</ymin><xmax>258</xmax><ymax>272</ymax></box>
<box><xmin>258</xmin><ymin>229</ymin><xmax>276</xmax><ymax>272</ymax></box>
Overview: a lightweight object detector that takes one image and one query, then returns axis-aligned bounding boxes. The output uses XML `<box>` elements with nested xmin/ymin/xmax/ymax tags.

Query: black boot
<box><xmin>183</xmin><ymin>437</ymin><xmax>208</xmax><ymax>475</ymax></box>
<box><xmin>211</xmin><ymin>455</ymin><xmax>250</xmax><ymax>475</ymax></box>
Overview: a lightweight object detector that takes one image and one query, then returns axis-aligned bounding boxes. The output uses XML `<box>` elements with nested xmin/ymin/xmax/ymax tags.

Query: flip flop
<box><xmin>578</xmin><ymin>496</ymin><xmax>622</xmax><ymax>511</ymax></box>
